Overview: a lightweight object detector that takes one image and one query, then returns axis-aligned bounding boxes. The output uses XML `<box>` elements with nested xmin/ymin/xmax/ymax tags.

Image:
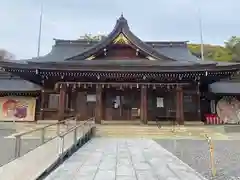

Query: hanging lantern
<box><xmin>205</xmin><ymin>71</ymin><xmax>208</xmax><ymax>76</ymax></box>
<box><xmin>104</xmin><ymin>48</ymin><xmax>107</xmax><ymax>56</ymax></box>
<box><xmin>167</xmin><ymin>84</ymin><xmax>170</xmax><ymax>90</ymax></box>
<box><xmin>136</xmin><ymin>49</ymin><xmax>139</xmax><ymax>56</ymax></box>
<box><xmin>72</xmin><ymin>84</ymin><xmax>76</xmax><ymax>92</ymax></box>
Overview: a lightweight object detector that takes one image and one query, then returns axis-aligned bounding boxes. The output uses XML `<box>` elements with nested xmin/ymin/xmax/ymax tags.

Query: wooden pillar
<box><xmin>58</xmin><ymin>85</ymin><xmax>66</xmax><ymax>121</ymax></box>
<box><xmin>67</xmin><ymin>90</ymin><xmax>72</xmax><ymax>109</ymax></box>
<box><xmin>179</xmin><ymin>87</ymin><xmax>184</xmax><ymax>124</ymax></box>
<box><xmin>39</xmin><ymin>90</ymin><xmax>45</xmax><ymax>120</ymax></box>
<box><xmin>76</xmin><ymin>89</ymin><xmax>87</xmax><ymax>121</ymax></box>
<box><xmin>140</xmin><ymin>85</ymin><xmax>148</xmax><ymax>124</ymax></box>
<box><xmin>176</xmin><ymin>86</ymin><xmax>184</xmax><ymax>125</ymax></box>
<box><xmin>95</xmin><ymin>85</ymin><xmax>103</xmax><ymax>124</ymax></box>
<box><xmin>196</xmin><ymin>82</ymin><xmax>201</xmax><ymax>121</ymax></box>
<box><xmin>71</xmin><ymin>90</ymin><xmax>77</xmax><ymax>113</ymax></box>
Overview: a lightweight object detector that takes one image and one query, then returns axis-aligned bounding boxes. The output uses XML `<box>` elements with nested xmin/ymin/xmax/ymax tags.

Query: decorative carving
<box><xmin>86</xmin><ymin>55</ymin><xmax>96</xmax><ymax>60</ymax></box>
<box><xmin>146</xmin><ymin>56</ymin><xmax>156</xmax><ymax>61</ymax></box>
<box><xmin>113</xmin><ymin>33</ymin><xmax>129</xmax><ymax>44</ymax></box>
<box><xmin>216</xmin><ymin>96</ymin><xmax>240</xmax><ymax>124</ymax></box>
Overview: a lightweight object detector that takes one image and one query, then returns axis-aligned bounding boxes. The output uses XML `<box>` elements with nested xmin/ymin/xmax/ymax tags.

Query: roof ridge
<box><xmin>65</xmin><ymin>15</ymin><xmax>176</xmax><ymax>61</ymax></box>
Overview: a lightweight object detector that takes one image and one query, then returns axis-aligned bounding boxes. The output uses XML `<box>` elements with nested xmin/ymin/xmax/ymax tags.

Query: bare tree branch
<box><xmin>0</xmin><ymin>49</ymin><xmax>15</xmax><ymax>61</ymax></box>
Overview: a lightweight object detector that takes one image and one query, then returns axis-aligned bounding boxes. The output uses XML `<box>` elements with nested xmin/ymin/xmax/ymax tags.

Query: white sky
<box><xmin>0</xmin><ymin>0</ymin><xmax>239</xmax><ymax>59</ymax></box>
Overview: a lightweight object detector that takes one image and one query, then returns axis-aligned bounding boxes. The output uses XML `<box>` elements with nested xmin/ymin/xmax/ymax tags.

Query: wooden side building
<box><xmin>0</xmin><ymin>15</ymin><xmax>239</xmax><ymax>124</ymax></box>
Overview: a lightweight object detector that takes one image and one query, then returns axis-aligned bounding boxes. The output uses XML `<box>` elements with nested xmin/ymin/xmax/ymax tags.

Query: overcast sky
<box><xmin>0</xmin><ymin>0</ymin><xmax>239</xmax><ymax>59</ymax></box>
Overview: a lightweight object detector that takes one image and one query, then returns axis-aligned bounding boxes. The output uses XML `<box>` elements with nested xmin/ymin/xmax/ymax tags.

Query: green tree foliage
<box><xmin>188</xmin><ymin>44</ymin><xmax>233</xmax><ymax>61</ymax></box>
<box><xmin>224</xmin><ymin>36</ymin><xmax>240</xmax><ymax>61</ymax></box>
<box><xmin>188</xmin><ymin>36</ymin><xmax>240</xmax><ymax>62</ymax></box>
<box><xmin>79</xmin><ymin>33</ymin><xmax>106</xmax><ymax>41</ymax></box>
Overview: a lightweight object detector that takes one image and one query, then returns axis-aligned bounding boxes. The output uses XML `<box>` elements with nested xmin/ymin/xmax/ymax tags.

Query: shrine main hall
<box><xmin>0</xmin><ymin>15</ymin><xmax>239</xmax><ymax>124</ymax></box>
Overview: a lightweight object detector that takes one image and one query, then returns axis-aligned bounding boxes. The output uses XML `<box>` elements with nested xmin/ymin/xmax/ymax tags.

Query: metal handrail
<box><xmin>59</xmin><ymin>119</ymin><xmax>91</xmax><ymax>137</ymax></box>
<box><xmin>14</xmin><ymin>117</ymin><xmax>76</xmax><ymax>137</ymax></box>
<box><xmin>13</xmin><ymin>116</ymin><xmax>78</xmax><ymax>159</ymax></box>
<box><xmin>57</xmin><ymin>117</ymin><xmax>95</xmax><ymax>156</ymax></box>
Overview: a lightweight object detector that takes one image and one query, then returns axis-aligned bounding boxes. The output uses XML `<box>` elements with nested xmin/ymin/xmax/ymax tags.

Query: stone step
<box><xmin>95</xmin><ymin>125</ymin><xmax>221</xmax><ymax>139</ymax></box>
<box><xmin>95</xmin><ymin>131</ymin><xmax>190</xmax><ymax>135</ymax></box>
<box><xmin>95</xmin><ymin>131</ymin><xmax>227</xmax><ymax>140</ymax></box>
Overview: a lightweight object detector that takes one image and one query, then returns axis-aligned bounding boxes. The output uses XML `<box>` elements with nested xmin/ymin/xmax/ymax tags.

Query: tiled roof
<box><xmin>0</xmin><ymin>71</ymin><xmax>41</xmax><ymax>91</ymax></box>
<box><xmin>21</xmin><ymin>16</ymin><xmax>204</xmax><ymax>63</ymax></box>
<box><xmin>0</xmin><ymin>79</ymin><xmax>41</xmax><ymax>91</ymax></box>
<box><xmin>209</xmin><ymin>73</ymin><xmax>240</xmax><ymax>94</ymax></box>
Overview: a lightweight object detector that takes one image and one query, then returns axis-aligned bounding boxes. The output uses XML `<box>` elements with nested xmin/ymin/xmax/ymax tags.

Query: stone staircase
<box><xmin>95</xmin><ymin>124</ymin><xmax>228</xmax><ymax>139</ymax></box>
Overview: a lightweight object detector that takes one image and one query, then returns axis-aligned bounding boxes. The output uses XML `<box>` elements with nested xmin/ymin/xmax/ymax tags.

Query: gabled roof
<box><xmin>65</xmin><ymin>15</ymin><xmax>177</xmax><ymax>61</ymax></box>
<box><xmin>27</xmin><ymin>40</ymin><xmax>202</xmax><ymax>63</ymax></box>
<box><xmin>24</xmin><ymin>15</ymin><xmax>206</xmax><ymax>63</ymax></box>
<box><xmin>13</xmin><ymin>15</ymin><xmax>235</xmax><ymax>67</ymax></box>
<box><xmin>1</xmin><ymin>58</ymin><xmax>238</xmax><ymax>72</ymax></box>
<box><xmin>27</xmin><ymin>40</ymin><xmax>96</xmax><ymax>62</ymax></box>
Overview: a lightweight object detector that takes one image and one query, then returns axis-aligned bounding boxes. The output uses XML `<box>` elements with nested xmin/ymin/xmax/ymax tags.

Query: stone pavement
<box><xmin>156</xmin><ymin>139</ymin><xmax>240</xmax><ymax>180</ymax></box>
<box><xmin>46</xmin><ymin>138</ymin><xmax>207</xmax><ymax>180</ymax></box>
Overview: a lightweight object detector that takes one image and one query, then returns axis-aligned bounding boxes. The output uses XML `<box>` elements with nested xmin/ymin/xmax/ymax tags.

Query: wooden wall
<box><xmin>38</xmin><ymin>85</ymin><xmax>201</xmax><ymax>122</ymax></box>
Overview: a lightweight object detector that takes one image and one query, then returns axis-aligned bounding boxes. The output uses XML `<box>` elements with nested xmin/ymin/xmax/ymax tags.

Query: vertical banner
<box><xmin>0</xmin><ymin>97</ymin><xmax>36</xmax><ymax>121</ymax></box>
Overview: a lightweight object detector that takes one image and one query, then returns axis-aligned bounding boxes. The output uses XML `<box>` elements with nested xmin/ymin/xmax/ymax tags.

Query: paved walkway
<box><xmin>46</xmin><ymin>138</ymin><xmax>206</xmax><ymax>180</ymax></box>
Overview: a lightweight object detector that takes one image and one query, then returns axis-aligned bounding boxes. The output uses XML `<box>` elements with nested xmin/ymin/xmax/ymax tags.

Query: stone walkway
<box><xmin>46</xmin><ymin>138</ymin><xmax>206</xmax><ymax>180</ymax></box>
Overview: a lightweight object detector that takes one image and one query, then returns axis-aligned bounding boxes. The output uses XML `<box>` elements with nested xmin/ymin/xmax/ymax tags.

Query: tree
<box><xmin>188</xmin><ymin>44</ymin><xmax>233</xmax><ymax>61</ymax></box>
<box><xmin>79</xmin><ymin>33</ymin><xmax>106</xmax><ymax>41</ymax></box>
<box><xmin>0</xmin><ymin>49</ymin><xmax>15</xmax><ymax>61</ymax></box>
<box><xmin>224</xmin><ymin>36</ymin><xmax>240</xmax><ymax>61</ymax></box>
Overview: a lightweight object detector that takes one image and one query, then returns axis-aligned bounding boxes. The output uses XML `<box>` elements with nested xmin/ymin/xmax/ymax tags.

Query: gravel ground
<box><xmin>156</xmin><ymin>139</ymin><xmax>240</xmax><ymax>180</ymax></box>
<box><xmin>0</xmin><ymin>129</ymin><xmax>41</xmax><ymax>166</ymax></box>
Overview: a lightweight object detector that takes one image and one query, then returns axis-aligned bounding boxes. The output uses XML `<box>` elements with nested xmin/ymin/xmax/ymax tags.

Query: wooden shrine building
<box><xmin>0</xmin><ymin>15</ymin><xmax>239</xmax><ymax>124</ymax></box>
